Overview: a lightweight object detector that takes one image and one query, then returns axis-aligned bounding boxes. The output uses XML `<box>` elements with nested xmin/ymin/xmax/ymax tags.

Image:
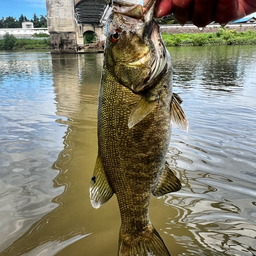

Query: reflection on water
<box><xmin>0</xmin><ymin>46</ymin><xmax>256</xmax><ymax>256</ymax></box>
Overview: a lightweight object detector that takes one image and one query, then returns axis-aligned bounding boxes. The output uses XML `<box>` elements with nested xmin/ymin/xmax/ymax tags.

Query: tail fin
<box><xmin>118</xmin><ymin>224</ymin><xmax>171</xmax><ymax>256</ymax></box>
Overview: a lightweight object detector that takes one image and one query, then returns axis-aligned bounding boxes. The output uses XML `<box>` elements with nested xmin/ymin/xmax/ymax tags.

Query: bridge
<box><xmin>46</xmin><ymin>0</ymin><xmax>112</xmax><ymax>53</ymax></box>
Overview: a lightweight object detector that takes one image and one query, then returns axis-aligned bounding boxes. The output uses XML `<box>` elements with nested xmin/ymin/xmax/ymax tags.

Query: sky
<box><xmin>1</xmin><ymin>0</ymin><xmax>47</xmax><ymax>20</ymax></box>
<box><xmin>0</xmin><ymin>0</ymin><xmax>255</xmax><ymax>21</ymax></box>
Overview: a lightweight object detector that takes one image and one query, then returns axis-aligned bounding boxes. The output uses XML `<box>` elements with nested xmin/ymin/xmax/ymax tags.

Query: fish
<box><xmin>89</xmin><ymin>0</ymin><xmax>188</xmax><ymax>255</ymax></box>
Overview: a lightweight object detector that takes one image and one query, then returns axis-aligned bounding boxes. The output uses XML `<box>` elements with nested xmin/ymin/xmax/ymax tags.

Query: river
<box><xmin>0</xmin><ymin>46</ymin><xmax>255</xmax><ymax>256</ymax></box>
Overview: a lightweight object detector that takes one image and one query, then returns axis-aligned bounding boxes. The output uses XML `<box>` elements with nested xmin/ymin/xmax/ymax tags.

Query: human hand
<box><xmin>154</xmin><ymin>0</ymin><xmax>256</xmax><ymax>27</ymax></box>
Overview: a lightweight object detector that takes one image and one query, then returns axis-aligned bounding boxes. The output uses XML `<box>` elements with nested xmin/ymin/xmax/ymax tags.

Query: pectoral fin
<box><xmin>153</xmin><ymin>162</ymin><xmax>182</xmax><ymax>197</ymax></box>
<box><xmin>89</xmin><ymin>156</ymin><xmax>114</xmax><ymax>209</ymax></box>
<box><xmin>128</xmin><ymin>95</ymin><xmax>157</xmax><ymax>129</ymax></box>
<box><xmin>171</xmin><ymin>93</ymin><xmax>189</xmax><ymax>133</ymax></box>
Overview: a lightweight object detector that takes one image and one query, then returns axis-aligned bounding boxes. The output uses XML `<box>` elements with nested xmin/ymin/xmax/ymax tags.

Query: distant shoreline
<box><xmin>161</xmin><ymin>26</ymin><xmax>256</xmax><ymax>47</ymax></box>
<box><xmin>1</xmin><ymin>24</ymin><xmax>256</xmax><ymax>50</ymax></box>
<box><xmin>160</xmin><ymin>23</ymin><xmax>256</xmax><ymax>34</ymax></box>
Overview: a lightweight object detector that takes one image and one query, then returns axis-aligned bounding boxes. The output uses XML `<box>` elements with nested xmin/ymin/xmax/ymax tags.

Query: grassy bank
<box><xmin>2</xmin><ymin>28</ymin><xmax>256</xmax><ymax>51</ymax></box>
<box><xmin>0</xmin><ymin>33</ymin><xmax>50</xmax><ymax>50</ymax></box>
<box><xmin>162</xmin><ymin>28</ymin><xmax>256</xmax><ymax>46</ymax></box>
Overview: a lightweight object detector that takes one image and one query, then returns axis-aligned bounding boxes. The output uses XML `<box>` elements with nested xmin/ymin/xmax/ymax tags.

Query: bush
<box><xmin>179</xmin><ymin>38</ymin><xmax>194</xmax><ymax>46</ymax></box>
<box><xmin>0</xmin><ymin>33</ymin><xmax>50</xmax><ymax>50</ymax></box>
<box><xmin>32</xmin><ymin>33</ymin><xmax>50</xmax><ymax>38</ymax></box>
<box><xmin>192</xmin><ymin>34</ymin><xmax>206</xmax><ymax>46</ymax></box>
<box><xmin>216</xmin><ymin>28</ymin><xmax>225</xmax><ymax>37</ymax></box>
<box><xmin>206</xmin><ymin>37</ymin><xmax>226</xmax><ymax>45</ymax></box>
<box><xmin>164</xmin><ymin>39</ymin><xmax>176</xmax><ymax>47</ymax></box>
<box><xmin>162</xmin><ymin>28</ymin><xmax>256</xmax><ymax>47</ymax></box>
<box><xmin>12</xmin><ymin>38</ymin><xmax>50</xmax><ymax>50</ymax></box>
<box><xmin>2</xmin><ymin>33</ymin><xmax>17</xmax><ymax>50</ymax></box>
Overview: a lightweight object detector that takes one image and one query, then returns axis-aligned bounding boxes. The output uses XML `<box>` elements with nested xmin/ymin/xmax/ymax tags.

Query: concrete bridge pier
<box><xmin>50</xmin><ymin>32</ymin><xmax>77</xmax><ymax>54</ymax></box>
<box><xmin>46</xmin><ymin>0</ymin><xmax>110</xmax><ymax>53</ymax></box>
<box><xmin>46</xmin><ymin>0</ymin><xmax>78</xmax><ymax>53</ymax></box>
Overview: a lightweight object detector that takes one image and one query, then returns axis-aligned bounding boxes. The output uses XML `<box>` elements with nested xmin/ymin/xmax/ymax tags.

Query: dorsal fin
<box><xmin>171</xmin><ymin>93</ymin><xmax>189</xmax><ymax>133</ymax></box>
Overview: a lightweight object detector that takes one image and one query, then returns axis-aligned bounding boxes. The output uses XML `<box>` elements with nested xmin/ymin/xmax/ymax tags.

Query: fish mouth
<box><xmin>131</xmin><ymin>23</ymin><xmax>168</xmax><ymax>93</ymax></box>
<box><xmin>136</xmin><ymin>22</ymin><xmax>168</xmax><ymax>91</ymax></box>
<box><xmin>134</xmin><ymin>61</ymin><xmax>168</xmax><ymax>93</ymax></box>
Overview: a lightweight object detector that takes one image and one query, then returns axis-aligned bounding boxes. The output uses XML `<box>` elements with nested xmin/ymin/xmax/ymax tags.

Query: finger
<box><xmin>238</xmin><ymin>0</ymin><xmax>256</xmax><ymax>18</ymax></box>
<box><xmin>171</xmin><ymin>0</ymin><xmax>194</xmax><ymax>25</ymax></box>
<box><xmin>191</xmin><ymin>0</ymin><xmax>215</xmax><ymax>27</ymax></box>
<box><xmin>155</xmin><ymin>0</ymin><xmax>173</xmax><ymax>18</ymax></box>
<box><xmin>214</xmin><ymin>0</ymin><xmax>239</xmax><ymax>25</ymax></box>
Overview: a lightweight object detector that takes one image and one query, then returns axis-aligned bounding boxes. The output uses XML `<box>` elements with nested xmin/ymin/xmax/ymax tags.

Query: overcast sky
<box><xmin>1</xmin><ymin>0</ymin><xmax>47</xmax><ymax>19</ymax></box>
<box><xmin>1</xmin><ymin>0</ymin><xmax>255</xmax><ymax>21</ymax></box>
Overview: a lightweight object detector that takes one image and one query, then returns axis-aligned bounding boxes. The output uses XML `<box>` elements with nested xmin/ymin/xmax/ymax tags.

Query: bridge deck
<box><xmin>75</xmin><ymin>0</ymin><xmax>112</xmax><ymax>24</ymax></box>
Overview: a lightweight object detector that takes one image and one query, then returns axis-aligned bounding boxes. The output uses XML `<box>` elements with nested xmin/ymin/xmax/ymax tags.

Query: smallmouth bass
<box><xmin>90</xmin><ymin>1</ymin><xmax>188</xmax><ymax>255</ymax></box>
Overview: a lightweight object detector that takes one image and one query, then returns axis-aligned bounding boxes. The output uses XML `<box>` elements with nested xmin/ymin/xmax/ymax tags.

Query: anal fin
<box><xmin>153</xmin><ymin>162</ymin><xmax>182</xmax><ymax>197</ymax></box>
<box><xmin>171</xmin><ymin>93</ymin><xmax>189</xmax><ymax>133</ymax></box>
<box><xmin>89</xmin><ymin>156</ymin><xmax>114</xmax><ymax>209</ymax></box>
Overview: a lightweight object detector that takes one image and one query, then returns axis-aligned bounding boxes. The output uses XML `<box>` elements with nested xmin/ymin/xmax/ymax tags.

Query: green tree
<box><xmin>32</xmin><ymin>13</ymin><xmax>40</xmax><ymax>28</ymax></box>
<box><xmin>19</xmin><ymin>14</ymin><xmax>25</xmax><ymax>27</ymax></box>
<box><xmin>3</xmin><ymin>33</ymin><xmax>17</xmax><ymax>50</ymax></box>
<box><xmin>0</xmin><ymin>18</ymin><xmax>4</xmax><ymax>28</ymax></box>
<box><xmin>39</xmin><ymin>15</ymin><xmax>47</xmax><ymax>28</ymax></box>
<box><xmin>5</xmin><ymin>16</ymin><xmax>20</xmax><ymax>28</ymax></box>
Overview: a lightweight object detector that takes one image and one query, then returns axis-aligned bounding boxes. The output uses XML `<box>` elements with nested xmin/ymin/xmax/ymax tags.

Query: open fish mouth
<box><xmin>149</xmin><ymin>23</ymin><xmax>167</xmax><ymax>77</ymax></box>
<box><xmin>125</xmin><ymin>22</ymin><xmax>167</xmax><ymax>93</ymax></box>
<box><xmin>130</xmin><ymin>24</ymin><xmax>168</xmax><ymax>93</ymax></box>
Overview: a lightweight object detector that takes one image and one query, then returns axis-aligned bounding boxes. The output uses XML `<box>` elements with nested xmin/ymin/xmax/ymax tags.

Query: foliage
<box><xmin>32</xmin><ymin>33</ymin><xmax>50</xmax><ymax>38</ymax></box>
<box><xmin>18</xmin><ymin>14</ymin><xmax>28</xmax><ymax>27</ymax></box>
<box><xmin>30</xmin><ymin>13</ymin><xmax>47</xmax><ymax>28</ymax></box>
<box><xmin>0</xmin><ymin>34</ymin><xmax>50</xmax><ymax>50</ymax></box>
<box><xmin>84</xmin><ymin>31</ymin><xmax>96</xmax><ymax>44</ymax></box>
<box><xmin>0</xmin><ymin>19</ymin><xmax>4</xmax><ymax>28</ymax></box>
<box><xmin>162</xmin><ymin>28</ymin><xmax>256</xmax><ymax>47</ymax></box>
<box><xmin>0</xmin><ymin>14</ymin><xmax>47</xmax><ymax>28</ymax></box>
<box><xmin>3</xmin><ymin>16</ymin><xmax>20</xmax><ymax>28</ymax></box>
<box><xmin>38</xmin><ymin>15</ymin><xmax>47</xmax><ymax>28</ymax></box>
<box><xmin>32</xmin><ymin>13</ymin><xmax>40</xmax><ymax>28</ymax></box>
<box><xmin>14</xmin><ymin>38</ymin><xmax>50</xmax><ymax>49</ymax></box>
<box><xmin>0</xmin><ymin>33</ymin><xmax>17</xmax><ymax>50</ymax></box>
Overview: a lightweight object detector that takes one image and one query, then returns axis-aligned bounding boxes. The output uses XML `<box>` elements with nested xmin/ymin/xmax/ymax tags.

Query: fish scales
<box><xmin>90</xmin><ymin>1</ymin><xmax>188</xmax><ymax>255</ymax></box>
<box><xmin>99</xmin><ymin>69</ymin><xmax>172</xmax><ymax>229</ymax></box>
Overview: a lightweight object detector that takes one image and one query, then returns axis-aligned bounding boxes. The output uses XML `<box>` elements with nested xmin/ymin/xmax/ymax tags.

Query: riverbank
<box><xmin>1</xmin><ymin>26</ymin><xmax>256</xmax><ymax>50</ymax></box>
<box><xmin>0</xmin><ymin>33</ymin><xmax>50</xmax><ymax>50</ymax></box>
<box><xmin>160</xmin><ymin>23</ymin><xmax>256</xmax><ymax>34</ymax></box>
<box><xmin>162</xmin><ymin>28</ymin><xmax>256</xmax><ymax>47</ymax></box>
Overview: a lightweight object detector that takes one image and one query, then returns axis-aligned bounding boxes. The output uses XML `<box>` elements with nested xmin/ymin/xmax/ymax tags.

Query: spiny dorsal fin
<box><xmin>89</xmin><ymin>156</ymin><xmax>114</xmax><ymax>209</ymax></box>
<box><xmin>171</xmin><ymin>93</ymin><xmax>189</xmax><ymax>133</ymax></box>
<box><xmin>128</xmin><ymin>95</ymin><xmax>157</xmax><ymax>129</ymax></box>
<box><xmin>152</xmin><ymin>162</ymin><xmax>182</xmax><ymax>197</ymax></box>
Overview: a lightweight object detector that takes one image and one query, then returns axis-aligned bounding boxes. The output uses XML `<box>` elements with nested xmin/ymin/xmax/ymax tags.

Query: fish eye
<box><xmin>111</xmin><ymin>31</ymin><xmax>120</xmax><ymax>43</ymax></box>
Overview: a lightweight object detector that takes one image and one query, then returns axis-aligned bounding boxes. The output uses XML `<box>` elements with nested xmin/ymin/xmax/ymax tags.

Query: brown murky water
<box><xmin>0</xmin><ymin>46</ymin><xmax>256</xmax><ymax>256</ymax></box>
